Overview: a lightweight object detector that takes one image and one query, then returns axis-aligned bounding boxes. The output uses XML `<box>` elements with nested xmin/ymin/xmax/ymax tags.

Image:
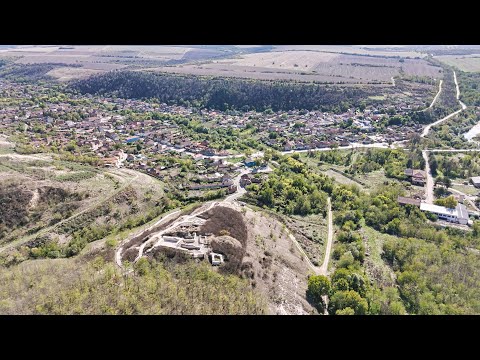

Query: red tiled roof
<box><xmin>397</xmin><ymin>196</ymin><xmax>421</xmax><ymax>207</ymax></box>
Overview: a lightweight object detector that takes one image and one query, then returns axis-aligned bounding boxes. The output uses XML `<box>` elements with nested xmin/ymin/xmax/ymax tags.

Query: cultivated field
<box><xmin>273</xmin><ymin>45</ymin><xmax>425</xmax><ymax>58</ymax></box>
<box><xmin>148</xmin><ymin>51</ymin><xmax>442</xmax><ymax>84</ymax></box>
<box><xmin>0</xmin><ymin>45</ymin><xmax>440</xmax><ymax>83</ymax></box>
<box><xmin>0</xmin><ymin>46</ymin><xmax>231</xmax><ymax>81</ymax></box>
<box><xmin>46</xmin><ymin>67</ymin><xmax>105</xmax><ymax>81</ymax></box>
<box><xmin>436</xmin><ymin>55</ymin><xmax>480</xmax><ymax>72</ymax></box>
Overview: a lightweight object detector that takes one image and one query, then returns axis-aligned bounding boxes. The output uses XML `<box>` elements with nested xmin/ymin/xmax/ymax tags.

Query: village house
<box><xmin>101</xmin><ymin>157</ymin><xmax>120</xmax><ymax>168</ymax></box>
<box><xmin>283</xmin><ymin>141</ymin><xmax>294</xmax><ymax>151</ymax></box>
<box><xmin>397</xmin><ymin>196</ymin><xmax>421</xmax><ymax>207</ymax></box>
<box><xmin>405</xmin><ymin>168</ymin><xmax>427</xmax><ymax>186</ymax></box>
<box><xmin>240</xmin><ymin>174</ymin><xmax>252</xmax><ymax>187</ymax></box>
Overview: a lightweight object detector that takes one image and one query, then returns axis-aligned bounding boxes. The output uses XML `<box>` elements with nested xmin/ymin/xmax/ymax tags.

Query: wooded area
<box><xmin>72</xmin><ymin>71</ymin><xmax>378</xmax><ymax>112</ymax></box>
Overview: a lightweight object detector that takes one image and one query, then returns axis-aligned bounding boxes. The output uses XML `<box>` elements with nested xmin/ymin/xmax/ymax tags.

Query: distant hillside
<box><xmin>71</xmin><ymin>70</ymin><xmax>374</xmax><ymax>112</ymax></box>
<box><xmin>0</xmin><ymin>63</ymin><xmax>81</xmax><ymax>82</ymax></box>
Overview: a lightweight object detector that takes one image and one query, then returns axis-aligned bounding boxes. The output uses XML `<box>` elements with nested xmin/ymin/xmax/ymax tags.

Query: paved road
<box><xmin>281</xmin><ymin>142</ymin><xmax>390</xmax><ymax>155</ymax></box>
<box><xmin>224</xmin><ymin>168</ymin><xmax>250</xmax><ymax>202</ymax></box>
<box><xmin>162</xmin><ymin>145</ymin><xmax>263</xmax><ymax>161</ymax></box>
<box><xmin>428</xmin><ymin>148</ymin><xmax>480</xmax><ymax>152</ymax></box>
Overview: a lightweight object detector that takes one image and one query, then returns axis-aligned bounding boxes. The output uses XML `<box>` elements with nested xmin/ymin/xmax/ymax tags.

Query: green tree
<box><xmin>338</xmin><ymin>251</ymin><xmax>355</xmax><ymax>269</ymax></box>
<box><xmin>134</xmin><ymin>258</ymin><xmax>151</xmax><ymax>276</ymax></box>
<box><xmin>444</xmin><ymin>177</ymin><xmax>452</xmax><ymax>189</ymax></box>
<box><xmin>263</xmin><ymin>152</ymin><xmax>272</xmax><ymax>163</ymax></box>
<box><xmin>306</xmin><ymin>275</ymin><xmax>331</xmax><ymax>312</ymax></box>
<box><xmin>444</xmin><ymin>195</ymin><xmax>457</xmax><ymax>208</ymax></box>
<box><xmin>473</xmin><ymin>220</ymin><xmax>480</xmax><ymax>237</ymax></box>
<box><xmin>336</xmin><ymin>307</ymin><xmax>355</xmax><ymax>315</ymax></box>
<box><xmin>435</xmin><ymin>195</ymin><xmax>457</xmax><ymax>208</ymax></box>
<box><xmin>329</xmin><ymin>290</ymin><xmax>368</xmax><ymax>315</ymax></box>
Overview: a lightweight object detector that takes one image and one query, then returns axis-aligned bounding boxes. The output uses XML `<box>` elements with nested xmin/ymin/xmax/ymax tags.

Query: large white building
<box><xmin>420</xmin><ymin>202</ymin><xmax>469</xmax><ymax>225</ymax></box>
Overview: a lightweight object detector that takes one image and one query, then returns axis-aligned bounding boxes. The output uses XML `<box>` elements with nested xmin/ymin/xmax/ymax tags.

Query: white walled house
<box><xmin>420</xmin><ymin>203</ymin><xmax>469</xmax><ymax>225</ymax></box>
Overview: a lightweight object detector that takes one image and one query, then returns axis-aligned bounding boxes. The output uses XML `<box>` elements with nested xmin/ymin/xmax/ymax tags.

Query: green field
<box><xmin>325</xmin><ymin>168</ymin><xmax>363</xmax><ymax>188</ymax></box>
<box><xmin>436</xmin><ymin>55</ymin><xmax>480</xmax><ymax>73</ymax></box>
<box><xmin>355</xmin><ymin>169</ymin><xmax>401</xmax><ymax>190</ymax></box>
<box><xmin>0</xmin><ymin>147</ymin><xmax>14</xmax><ymax>154</ymax></box>
<box><xmin>452</xmin><ymin>184</ymin><xmax>479</xmax><ymax>196</ymax></box>
<box><xmin>323</xmin><ymin>166</ymin><xmax>405</xmax><ymax>194</ymax></box>
<box><xmin>368</xmin><ymin>95</ymin><xmax>387</xmax><ymax>101</ymax></box>
<box><xmin>225</xmin><ymin>156</ymin><xmax>245</xmax><ymax>164</ymax></box>
<box><xmin>359</xmin><ymin>226</ymin><xmax>397</xmax><ymax>287</ymax></box>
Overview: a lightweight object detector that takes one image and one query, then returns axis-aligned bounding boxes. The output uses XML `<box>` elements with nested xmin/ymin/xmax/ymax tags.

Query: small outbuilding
<box><xmin>210</xmin><ymin>252</ymin><xmax>224</xmax><ymax>266</ymax></box>
<box><xmin>470</xmin><ymin>176</ymin><xmax>480</xmax><ymax>188</ymax></box>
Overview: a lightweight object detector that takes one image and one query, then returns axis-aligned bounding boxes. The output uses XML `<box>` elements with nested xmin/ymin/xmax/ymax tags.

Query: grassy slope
<box><xmin>0</xmin><ymin>255</ymin><xmax>265</xmax><ymax>315</ymax></box>
<box><xmin>436</xmin><ymin>56</ymin><xmax>480</xmax><ymax>73</ymax></box>
<box><xmin>359</xmin><ymin>226</ymin><xmax>397</xmax><ymax>287</ymax></box>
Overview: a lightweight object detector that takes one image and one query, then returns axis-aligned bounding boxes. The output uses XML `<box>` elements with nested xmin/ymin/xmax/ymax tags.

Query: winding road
<box><xmin>284</xmin><ymin>197</ymin><xmax>333</xmax><ymax>277</ymax></box>
<box><xmin>224</xmin><ymin>168</ymin><xmax>250</xmax><ymax>202</ymax></box>
<box><xmin>420</xmin><ymin>108</ymin><xmax>465</xmax><ymax>138</ymax></box>
<box><xmin>319</xmin><ymin>197</ymin><xmax>333</xmax><ymax>276</ymax></box>
<box><xmin>0</xmin><ymin>168</ymin><xmax>140</xmax><ymax>254</ymax></box>
<box><xmin>420</xmin><ymin>71</ymin><xmax>466</xmax><ymax>138</ymax></box>
<box><xmin>428</xmin><ymin>79</ymin><xmax>443</xmax><ymax>109</ymax></box>
<box><xmin>421</xmin><ymin>71</ymin><xmax>468</xmax><ymax>204</ymax></box>
<box><xmin>1</xmin><ymin>69</ymin><xmax>474</xmax><ymax>284</ymax></box>
<box><xmin>116</xmin><ymin>166</ymin><xmax>259</xmax><ymax>268</ymax></box>
<box><xmin>115</xmin><ymin>209</ymin><xmax>181</xmax><ymax>267</ymax></box>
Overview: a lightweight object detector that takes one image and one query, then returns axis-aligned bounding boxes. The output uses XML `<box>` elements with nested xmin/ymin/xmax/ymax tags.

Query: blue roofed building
<box><xmin>125</xmin><ymin>136</ymin><xmax>140</xmax><ymax>144</ymax></box>
<box><xmin>244</xmin><ymin>158</ymin><xmax>256</xmax><ymax>167</ymax></box>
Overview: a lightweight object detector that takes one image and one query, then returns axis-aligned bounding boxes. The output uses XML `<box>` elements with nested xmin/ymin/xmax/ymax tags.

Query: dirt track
<box><xmin>319</xmin><ymin>198</ymin><xmax>333</xmax><ymax>276</ymax></box>
<box><xmin>0</xmin><ymin>168</ymin><xmax>140</xmax><ymax>254</ymax></box>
